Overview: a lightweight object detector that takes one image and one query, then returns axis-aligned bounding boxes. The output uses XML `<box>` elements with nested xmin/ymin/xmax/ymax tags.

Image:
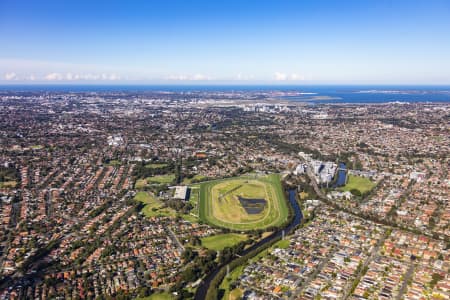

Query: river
<box><xmin>194</xmin><ymin>189</ymin><xmax>303</xmax><ymax>299</ymax></box>
<box><xmin>335</xmin><ymin>162</ymin><xmax>347</xmax><ymax>187</ymax></box>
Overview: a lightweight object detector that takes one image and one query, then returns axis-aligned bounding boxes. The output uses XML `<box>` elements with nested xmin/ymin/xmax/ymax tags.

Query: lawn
<box><xmin>134</xmin><ymin>191</ymin><xmax>153</xmax><ymax>203</ymax></box>
<box><xmin>211</xmin><ymin>179</ymin><xmax>267</xmax><ymax>223</ymax></box>
<box><xmin>135</xmin><ymin>174</ymin><xmax>176</xmax><ymax>189</ymax></box>
<box><xmin>145</xmin><ymin>163</ymin><xmax>168</xmax><ymax>169</ymax></box>
<box><xmin>273</xmin><ymin>239</ymin><xmax>290</xmax><ymax>249</ymax></box>
<box><xmin>199</xmin><ymin>174</ymin><xmax>288</xmax><ymax>231</ymax></box>
<box><xmin>135</xmin><ymin>179</ymin><xmax>148</xmax><ymax>189</ymax></box>
<box><xmin>181</xmin><ymin>186</ymin><xmax>200</xmax><ymax>222</ymax></box>
<box><xmin>147</xmin><ymin>174</ymin><xmax>175</xmax><ymax>184</ymax></box>
<box><xmin>0</xmin><ymin>181</ymin><xmax>17</xmax><ymax>188</ymax></box>
<box><xmin>188</xmin><ymin>186</ymin><xmax>200</xmax><ymax>205</ymax></box>
<box><xmin>219</xmin><ymin>264</ymin><xmax>245</xmax><ymax>300</ymax></box>
<box><xmin>181</xmin><ymin>213</ymin><xmax>198</xmax><ymax>223</ymax></box>
<box><xmin>134</xmin><ymin>191</ymin><xmax>175</xmax><ymax>217</ymax></box>
<box><xmin>183</xmin><ymin>174</ymin><xmax>208</xmax><ymax>184</ymax></box>
<box><xmin>136</xmin><ymin>292</ymin><xmax>174</xmax><ymax>300</ymax></box>
<box><xmin>201</xmin><ymin>233</ymin><xmax>248</xmax><ymax>251</ymax></box>
<box><xmin>30</xmin><ymin>145</ymin><xmax>44</xmax><ymax>150</ymax></box>
<box><xmin>341</xmin><ymin>175</ymin><xmax>376</xmax><ymax>195</ymax></box>
<box><xmin>228</xmin><ymin>288</ymin><xmax>243</xmax><ymax>300</ymax></box>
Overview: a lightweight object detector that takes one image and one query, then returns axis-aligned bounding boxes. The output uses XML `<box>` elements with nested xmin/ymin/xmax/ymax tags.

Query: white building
<box><xmin>310</xmin><ymin>160</ymin><xmax>337</xmax><ymax>184</ymax></box>
<box><xmin>294</xmin><ymin>164</ymin><xmax>307</xmax><ymax>175</ymax></box>
<box><xmin>173</xmin><ymin>186</ymin><xmax>188</xmax><ymax>200</ymax></box>
<box><xmin>107</xmin><ymin>135</ymin><xmax>124</xmax><ymax>146</ymax></box>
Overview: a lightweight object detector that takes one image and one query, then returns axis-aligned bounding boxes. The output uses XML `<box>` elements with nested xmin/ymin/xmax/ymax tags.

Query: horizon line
<box><xmin>1</xmin><ymin>82</ymin><xmax>450</xmax><ymax>87</ymax></box>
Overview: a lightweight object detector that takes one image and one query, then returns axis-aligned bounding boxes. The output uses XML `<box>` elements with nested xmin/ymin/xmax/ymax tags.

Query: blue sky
<box><xmin>1</xmin><ymin>0</ymin><xmax>449</xmax><ymax>84</ymax></box>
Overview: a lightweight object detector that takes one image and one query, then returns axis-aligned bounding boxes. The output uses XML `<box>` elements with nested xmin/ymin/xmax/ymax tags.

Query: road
<box><xmin>342</xmin><ymin>233</ymin><xmax>388</xmax><ymax>299</ymax></box>
<box><xmin>167</xmin><ymin>227</ymin><xmax>185</xmax><ymax>252</ymax></box>
<box><xmin>290</xmin><ymin>246</ymin><xmax>336</xmax><ymax>299</ymax></box>
<box><xmin>396</xmin><ymin>263</ymin><xmax>415</xmax><ymax>300</ymax></box>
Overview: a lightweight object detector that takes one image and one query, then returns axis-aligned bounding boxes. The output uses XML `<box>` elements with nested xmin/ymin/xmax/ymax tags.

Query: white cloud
<box><xmin>274</xmin><ymin>72</ymin><xmax>288</xmax><ymax>81</ymax></box>
<box><xmin>166</xmin><ymin>74</ymin><xmax>188</xmax><ymax>80</ymax></box>
<box><xmin>4</xmin><ymin>72</ymin><xmax>18</xmax><ymax>80</ymax></box>
<box><xmin>192</xmin><ymin>73</ymin><xmax>209</xmax><ymax>80</ymax></box>
<box><xmin>45</xmin><ymin>73</ymin><xmax>64</xmax><ymax>80</ymax></box>
<box><xmin>42</xmin><ymin>72</ymin><xmax>121</xmax><ymax>81</ymax></box>
<box><xmin>290</xmin><ymin>73</ymin><xmax>305</xmax><ymax>80</ymax></box>
<box><xmin>236</xmin><ymin>73</ymin><xmax>254</xmax><ymax>80</ymax></box>
<box><xmin>108</xmin><ymin>73</ymin><xmax>120</xmax><ymax>80</ymax></box>
<box><xmin>83</xmin><ymin>73</ymin><xmax>99</xmax><ymax>80</ymax></box>
<box><xmin>0</xmin><ymin>59</ymin><xmax>128</xmax><ymax>81</ymax></box>
<box><xmin>274</xmin><ymin>72</ymin><xmax>305</xmax><ymax>81</ymax></box>
<box><xmin>166</xmin><ymin>73</ymin><xmax>211</xmax><ymax>81</ymax></box>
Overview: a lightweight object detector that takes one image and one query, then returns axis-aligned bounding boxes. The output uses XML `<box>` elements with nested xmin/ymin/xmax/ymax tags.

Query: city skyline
<box><xmin>1</xmin><ymin>0</ymin><xmax>450</xmax><ymax>84</ymax></box>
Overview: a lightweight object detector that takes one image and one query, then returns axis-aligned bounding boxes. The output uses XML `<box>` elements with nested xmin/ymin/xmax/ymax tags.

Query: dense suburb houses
<box><xmin>0</xmin><ymin>90</ymin><xmax>449</xmax><ymax>299</ymax></box>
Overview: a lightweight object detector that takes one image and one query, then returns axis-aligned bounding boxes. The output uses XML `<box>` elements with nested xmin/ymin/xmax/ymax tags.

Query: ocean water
<box><xmin>0</xmin><ymin>84</ymin><xmax>449</xmax><ymax>104</ymax></box>
<box><xmin>277</xmin><ymin>86</ymin><xmax>450</xmax><ymax>104</ymax></box>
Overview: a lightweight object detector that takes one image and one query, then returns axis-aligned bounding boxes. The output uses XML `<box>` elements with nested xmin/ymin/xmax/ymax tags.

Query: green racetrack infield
<box><xmin>198</xmin><ymin>174</ymin><xmax>288</xmax><ymax>231</ymax></box>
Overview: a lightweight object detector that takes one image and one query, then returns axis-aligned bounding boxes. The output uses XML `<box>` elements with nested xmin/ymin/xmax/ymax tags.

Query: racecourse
<box><xmin>199</xmin><ymin>174</ymin><xmax>288</xmax><ymax>230</ymax></box>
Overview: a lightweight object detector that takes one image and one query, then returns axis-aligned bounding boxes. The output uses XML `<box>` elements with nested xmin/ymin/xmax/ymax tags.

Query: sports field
<box><xmin>135</xmin><ymin>174</ymin><xmax>176</xmax><ymax>189</ymax></box>
<box><xmin>199</xmin><ymin>174</ymin><xmax>288</xmax><ymax>230</ymax></box>
<box><xmin>341</xmin><ymin>175</ymin><xmax>376</xmax><ymax>194</ymax></box>
<box><xmin>201</xmin><ymin>233</ymin><xmax>247</xmax><ymax>251</ymax></box>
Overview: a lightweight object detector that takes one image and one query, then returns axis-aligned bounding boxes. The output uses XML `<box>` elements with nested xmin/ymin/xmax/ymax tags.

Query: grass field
<box><xmin>136</xmin><ymin>292</ymin><xmax>174</xmax><ymax>300</ymax></box>
<box><xmin>30</xmin><ymin>145</ymin><xmax>44</xmax><ymax>150</ymax></box>
<box><xmin>145</xmin><ymin>163</ymin><xmax>168</xmax><ymax>169</ymax></box>
<box><xmin>183</xmin><ymin>174</ymin><xmax>208</xmax><ymax>184</ymax></box>
<box><xmin>180</xmin><ymin>185</ymin><xmax>200</xmax><ymax>222</ymax></box>
<box><xmin>274</xmin><ymin>239</ymin><xmax>290</xmax><ymax>249</ymax></box>
<box><xmin>181</xmin><ymin>213</ymin><xmax>198</xmax><ymax>223</ymax></box>
<box><xmin>134</xmin><ymin>191</ymin><xmax>175</xmax><ymax>217</ymax></box>
<box><xmin>201</xmin><ymin>233</ymin><xmax>247</xmax><ymax>251</ymax></box>
<box><xmin>188</xmin><ymin>186</ymin><xmax>200</xmax><ymax>205</ymax></box>
<box><xmin>148</xmin><ymin>174</ymin><xmax>175</xmax><ymax>184</ymax></box>
<box><xmin>134</xmin><ymin>191</ymin><xmax>153</xmax><ymax>203</ymax></box>
<box><xmin>135</xmin><ymin>174</ymin><xmax>176</xmax><ymax>189</ymax></box>
<box><xmin>0</xmin><ymin>181</ymin><xmax>17</xmax><ymax>188</ymax></box>
<box><xmin>135</xmin><ymin>179</ymin><xmax>148</xmax><ymax>189</ymax></box>
<box><xmin>341</xmin><ymin>175</ymin><xmax>376</xmax><ymax>194</ymax></box>
<box><xmin>199</xmin><ymin>174</ymin><xmax>288</xmax><ymax>231</ymax></box>
<box><xmin>219</xmin><ymin>265</ymin><xmax>245</xmax><ymax>300</ymax></box>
